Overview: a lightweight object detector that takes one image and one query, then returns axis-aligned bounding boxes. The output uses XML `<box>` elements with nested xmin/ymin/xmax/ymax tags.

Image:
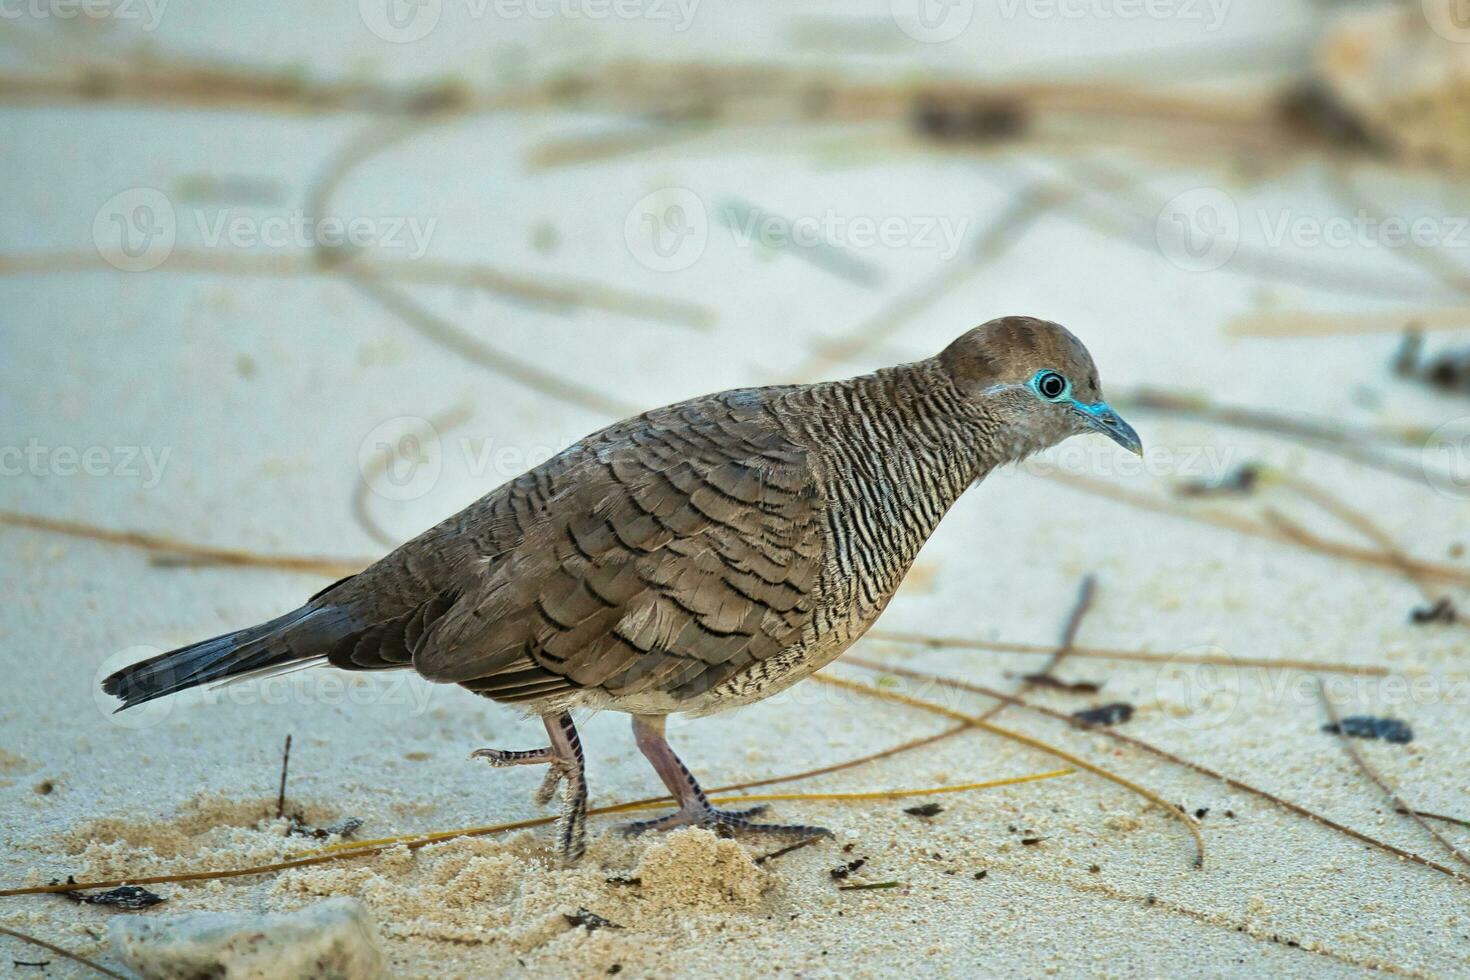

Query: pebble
<box><xmin>109</xmin><ymin>897</ymin><xmax>385</xmax><ymax>980</ymax></box>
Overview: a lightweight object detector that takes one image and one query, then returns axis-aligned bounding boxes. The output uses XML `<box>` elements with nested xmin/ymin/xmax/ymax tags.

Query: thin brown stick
<box><xmin>1397</xmin><ymin>808</ymin><xmax>1470</xmax><ymax>830</ymax></box>
<box><xmin>842</xmin><ymin>656</ymin><xmax>1470</xmax><ymax>885</ymax></box>
<box><xmin>1042</xmin><ymin>471</ymin><xmax>1470</xmax><ymax>588</ymax></box>
<box><xmin>867</xmin><ymin>630</ymin><xmax>1391</xmax><ymax>676</ymax></box>
<box><xmin>707</xmin><ymin>722</ymin><xmax>971</xmax><ymax>795</ymax></box>
<box><xmin>343</xmin><ymin>268</ymin><xmax>637</xmax><ymax>418</ymax></box>
<box><xmin>0</xmin><ymin>925</ymin><xmax>125</xmax><ymax>979</ymax></box>
<box><xmin>1319</xmin><ymin>679</ymin><xmax>1470</xmax><ymax>872</ymax></box>
<box><xmin>1112</xmin><ymin>386</ymin><xmax>1439</xmax><ymax>488</ymax></box>
<box><xmin>976</xmin><ymin>574</ymin><xmax>1096</xmax><ymax>725</ymax></box>
<box><xmin>752</xmin><ymin>836</ymin><xmax>825</xmax><ymax>865</ymax></box>
<box><xmin>275</xmin><ymin>734</ymin><xmax>292</xmax><ymax>821</ymax></box>
<box><xmin>0</xmin><ymin>250</ymin><xmax>714</xmax><ymax>330</ymax></box>
<box><xmin>0</xmin><ymin>510</ymin><xmax>366</xmax><ymax>578</ymax></box>
<box><xmin>0</xmin><ymin>770</ymin><xmax>1067</xmax><ymax>897</ymax></box>
<box><xmin>1039</xmin><ymin>574</ymin><xmax>1096</xmax><ymax>677</ymax></box>
<box><xmin>1227</xmin><ymin>308</ymin><xmax>1470</xmax><ymax>338</ymax></box>
<box><xmin>814</xmin><ymin>674</ymin><xmax>1206</xmax><ymax>868</ymax></box>
<box><xmin>1275</xmin><ymin>472</ymin><xmax>1466</xmax><ymax>626</ymax></box>
<box><xmin>1117</xmin><ymin>387</ymin><xmax>1426</xmax><ymax>447</ymax></box>
<box><xmin>0</xmin><ymin>722</ymin><xmax>968</xmax><ymax>897</ymax></box>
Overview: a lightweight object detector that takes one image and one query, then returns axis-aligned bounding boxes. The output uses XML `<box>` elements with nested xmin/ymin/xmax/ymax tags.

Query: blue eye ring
<box><xmin>1033</xmin><ymin>370</ymin><xmax>1070</xmax><ymax>402</ymax></box>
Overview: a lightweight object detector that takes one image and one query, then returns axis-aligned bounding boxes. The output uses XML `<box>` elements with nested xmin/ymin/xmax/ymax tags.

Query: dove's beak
<box><xmin>1077</xmin><ymin>401</ymin><xmax>1144</xmax><ymax>457</ymax></box>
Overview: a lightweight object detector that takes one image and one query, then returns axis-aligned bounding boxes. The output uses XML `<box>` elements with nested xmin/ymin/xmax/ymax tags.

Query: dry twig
<box><xmin>841</xmin><ymin>656</ymin><xmax>1470</xmax><ymax>886</ymax></box>
<box><xmin>1319</xmin><ymin>679</ymin><xmax>1470</xmax><ymax>872</ymax></box>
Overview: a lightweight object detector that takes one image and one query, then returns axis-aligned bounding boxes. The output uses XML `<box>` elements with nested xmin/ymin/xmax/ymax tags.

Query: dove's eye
<box><xmin>1034</xmin><ymin>370</ymin><xmax>1069</xmax><ymax>401</ymax></box>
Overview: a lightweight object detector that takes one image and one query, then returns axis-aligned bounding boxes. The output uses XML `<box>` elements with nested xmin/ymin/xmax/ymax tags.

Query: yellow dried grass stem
<box><xmin>813</xmin><ymin>673</ymin><xmax>1207</xmax><ymax>869</ymax></box>
<box><xmin>297</xmin><ymin>768</ymin><xmax>1073</xmax><ymax>857</ymax></box>
<box><xmin>0</xmin><ymin>769</ymin><xmax>1071</xmax><ymax>897</ymax></box>
<box><xmin>868</xmin><ymin>631</ymin><xmax>1391</xmax><ymax>676</ymax></box>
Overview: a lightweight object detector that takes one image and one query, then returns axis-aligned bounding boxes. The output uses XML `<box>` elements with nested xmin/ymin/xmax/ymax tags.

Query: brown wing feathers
<box><xmin>410</xmin><ymin>393</ymin><xmax>824</xmax><ymax>705</ymax></box>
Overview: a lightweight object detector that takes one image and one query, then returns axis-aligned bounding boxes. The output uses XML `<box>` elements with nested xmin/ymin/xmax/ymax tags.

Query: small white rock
<box><xmin>109</xmin><ymin>897</ymin><xmax>385</xmax><ymax>980</ymax></box>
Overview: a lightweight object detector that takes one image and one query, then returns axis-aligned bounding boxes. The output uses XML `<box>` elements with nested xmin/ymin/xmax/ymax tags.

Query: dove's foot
<box><xmin>471</xmin><ymin>711</ymin><xmax>587</xmax><ymax>864</ymax></box>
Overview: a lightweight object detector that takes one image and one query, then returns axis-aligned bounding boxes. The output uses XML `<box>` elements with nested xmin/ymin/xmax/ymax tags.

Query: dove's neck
<box><xmin>776</xmin><ymin>361</ymin><xmax>993</xmax><ymax>587</ymax></box>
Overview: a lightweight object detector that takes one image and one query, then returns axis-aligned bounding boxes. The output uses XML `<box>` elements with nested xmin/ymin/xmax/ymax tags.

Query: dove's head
<box><xmin>938</xmin><ymin>315</ymin><xmax>1142</xmax><ymax>462</ymax></box>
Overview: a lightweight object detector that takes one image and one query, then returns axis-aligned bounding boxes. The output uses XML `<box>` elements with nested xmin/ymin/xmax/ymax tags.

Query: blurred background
<box><xmin>4</xmin><ymin>1</ymin><xmax>1469</xmax><ymax>552</ymax></box>
<box><xmin>4</xmin><ymin>1</ymin><xmax>1470</xmax><ymax>976</ymax></box>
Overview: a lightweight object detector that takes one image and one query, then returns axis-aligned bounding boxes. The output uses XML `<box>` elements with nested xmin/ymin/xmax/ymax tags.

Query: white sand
<box><xmin>4</xmin><ymin>3</ymin><xmax>1470</xmax><ymax>977</ymax></box>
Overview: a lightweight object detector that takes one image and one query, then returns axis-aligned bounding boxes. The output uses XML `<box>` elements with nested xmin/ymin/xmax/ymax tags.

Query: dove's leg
<box><xmin>471</xmin><ymin>711</ymin><xmax>587</xmax><ymax>863</ymax></box>
<box><xmin>621</xmin><ymin>714</ymin><xmax>830</xmax><ymax>839</ymax></box>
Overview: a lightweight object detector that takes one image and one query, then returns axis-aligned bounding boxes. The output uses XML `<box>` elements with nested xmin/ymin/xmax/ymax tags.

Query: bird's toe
<box><xmin>470</xmin><ymin>746</ymin><xmax>555</xmax><ymax>767</ymax></box>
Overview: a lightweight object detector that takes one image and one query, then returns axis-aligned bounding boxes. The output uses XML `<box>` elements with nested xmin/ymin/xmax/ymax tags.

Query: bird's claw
<box><xmin>469</xmin><ymin>745</ymin><xmax>569</xmax><ymax>807</ymax></box>
<box><xmin>621</xmin><ymin>803</ymin><xmax>831</xmax><ymax>840</ymax></box>
<box><xmin>470</xmin><ymin>740</ymin><xmax>585</xmax><ymax>863</ymax></box>
<box><xmin>470</xmin><ymin>746</ymin><xmax>555</xmax><ymax>767</ymax></box>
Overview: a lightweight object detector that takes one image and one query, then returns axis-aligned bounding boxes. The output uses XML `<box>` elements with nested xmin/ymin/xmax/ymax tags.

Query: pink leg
<box><xmin>471</xmin><ymin>711</ymin><xmax>588</xmax><ymax>862</ymax></box>
<box><xmin>624</xmin><ymin>714</ymin><xmax>830</xmax><ymax>840</ymax></box>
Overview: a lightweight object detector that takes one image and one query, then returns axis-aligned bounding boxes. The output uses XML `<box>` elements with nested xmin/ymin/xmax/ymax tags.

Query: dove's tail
<box><xmin>101</xmin><ymin>604</ymin><xmax>353</xmax><ymax>709</ymax></box>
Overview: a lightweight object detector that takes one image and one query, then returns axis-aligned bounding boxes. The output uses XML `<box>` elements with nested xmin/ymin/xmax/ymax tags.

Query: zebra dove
<box><xmin>104</xmin><ymin>316</ymin><xmax>1141</xmax><ymax>862</ymax></box>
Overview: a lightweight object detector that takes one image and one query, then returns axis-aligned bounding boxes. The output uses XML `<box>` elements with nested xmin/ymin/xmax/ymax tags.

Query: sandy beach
<box><xmin>3</xmin><ymin>2</ymin><xmax>1470</xmax><ymax>976</ymax></box>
